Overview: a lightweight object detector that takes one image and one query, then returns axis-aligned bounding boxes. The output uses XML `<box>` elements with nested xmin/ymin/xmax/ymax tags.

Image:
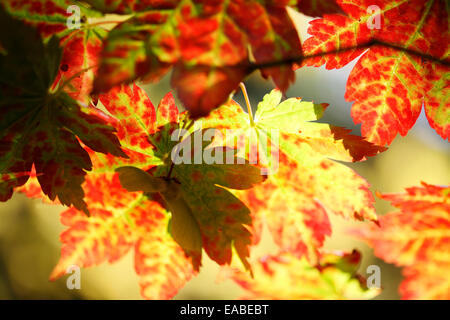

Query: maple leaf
<box><xmin>97</xmin><ymin>84</ymin><xmax>264</xmax><ymax>270</ymax></box>
<box><xmin>0</xmin><ymin>0</ymin><xmax>101</xmax><ymax>40</ymax></box>
<box><xmin>200</xmin><ymin>89</ymin><xmax>385</xmax><ymax>263</ymax></box>
<box><xmin>54</xmin><ymin>28</ymin><xmax>106</xmax><ymax>104</ymax></box>
<box><xmin>116</xmin><ymin>166</ymin><xmax>204</xmax><ymax>253</ymax></box>
<box><xmin>300</xmin><ymin>0</ymin><xmax>450</xmax><ymax>145</ymax></box>
<box><xmin>0</xmin><ymin>8</ymin><xmax>125</xmax><ymax>213</ymax></box>
<box><xmin>49</xmin><ymin>84</ymin><xmax>264</xmax><ymax>299</ymax></box>
<box><xmin>229</xmin><ymin>250</ymin><xmax>380</xmax><ymax>299</ymax></box>
<box><xmin>423</xmin><ymin>62</ymin><xmax>450</xmax><ymax>139</ymax></box>
<box><xmin>49</xmin><ymin>168</ymin><xmax>197</xmax><ymax>300</ymax></box>
<box><xmin>1</xmin><ymin>1</ymin><xmax>110</xmax><ymax>105</ymax></box>
<box><xmin>48</xmin><ymin>84</ymin><xmax>201</xmax><ymax>299</ymax></box>
<box><xmin>1</xmin><ymin>0</ymin><xmax>75</xmax><ymax>38</ymax></box>
<box><xmin>351</xmin><ymin>182</ymin><xmax>450</xmax><ymax>299</ymax></box>
<box><xmin>84</xmin><ymin>0</ymin><xmax>303</xmax><ymax>118</ymax></box>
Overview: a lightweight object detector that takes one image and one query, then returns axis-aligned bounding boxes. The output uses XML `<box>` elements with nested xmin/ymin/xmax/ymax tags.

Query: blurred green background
<box><xmin>0</xmin><ymin>11</ymin><xmax>448</xmax><ymax>300</ymax></box>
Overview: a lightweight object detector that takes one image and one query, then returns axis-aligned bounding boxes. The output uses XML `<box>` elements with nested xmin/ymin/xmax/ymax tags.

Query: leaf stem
<box><xmin>183</xmin><ymin>118</ymin><xmax>195</xmax><ymax>132</ymax></box>
<box><xmin>187</xmin><ymin>39</ymin><xmax>448</xmax><ymax>73</ymax></box>
<box><xmin>239</xmin><ymin>82</ymin><xmax>255</xmax><ymax>127</ymax></box>
<box><xmin>166</xmin><ymin>119</ymin><xmax>195</xmax><ymax>180</ymax></box>
<box><xmin>248</xmin><ymin>39</ymin><xmax>450</xmax><ymax>70</ymax></box>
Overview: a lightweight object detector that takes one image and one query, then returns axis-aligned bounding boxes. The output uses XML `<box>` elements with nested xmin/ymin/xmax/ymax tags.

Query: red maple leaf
<box><xmin>84</xmin><ymin>0</ymin><xmax>305</xmax><ymax>118</ymax></box>
<box><xmin>300</xmin><ymin>0</ymin><xmax>449</xmax><ymax>145</ymax></box>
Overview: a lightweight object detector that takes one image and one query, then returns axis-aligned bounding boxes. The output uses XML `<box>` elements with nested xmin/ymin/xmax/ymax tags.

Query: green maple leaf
<box><xmin>201</xmin><ymin>88</ymin><xmax>385</xmax><ymax>263</ymax></box>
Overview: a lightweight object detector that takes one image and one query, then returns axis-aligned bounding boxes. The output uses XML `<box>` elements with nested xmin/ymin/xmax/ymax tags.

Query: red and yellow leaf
<box><xmin>50</xmin><ymin>170</ymin><xmax>196</xmax><ymax>300</ymax></box>
<box><xmin>48</xmin><ymin>86</ymin><xmax>198</xmax><ymax>298</ymax></box>
<box><xmin>55</xmin><ymin>28</ymin><xmax>105</xmax><ymax>104</ymax></box>
<box><xmin>48</xmin><ymin>83</ymin><xmax>265</xmax><ymax>299</ymax></box>
<box><xmin>202</xmin><ymin>89</ymin><xmax>384</xmax><ymax>263</ymax></box>
<box><xmin>423</xmin><ymin>62</ymin><xmax>450</xmax><ymax>139</ymax></box>
<box><xmin>98</xmin><ymin>84</ymin><xmax>264</xmax><ymax>270</ymax></box>
<box><xmin>0</xmin><ymin>9</ymin><xmax>125</xmax><ymax>213</ymax></box>
<box><xmin>1</xmin><ymin>0</ymin><xmax>74</xmax><ymax>38</ymax></box>
<box><xmin>300</xmin><ymin>0</ymin><xmax>450</xmax><ymax>145</ymax></box>
<box><xmin>352</xmin><ymin>182</ymin><xmax>450</xmax><ymax>299</ymax></box>
<box><xmin>86</xmin><ymin>0</ymin><xmax>304</xmax><ymax>118</ymax></box>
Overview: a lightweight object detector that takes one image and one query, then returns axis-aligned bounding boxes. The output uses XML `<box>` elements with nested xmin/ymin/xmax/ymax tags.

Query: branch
<box><xmin>248</xmin><ymin>39</ymin><xmax>450</xmax><ymax>71</ymax></box>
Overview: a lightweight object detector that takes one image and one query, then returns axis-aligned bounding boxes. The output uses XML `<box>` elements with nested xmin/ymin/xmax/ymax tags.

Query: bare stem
<box><xmin>167</xmin><ymin>119</ymin><xmax>195</xmax><ymax>180</ymax></box>
<box><xmin>248</xmin><ymin>39</ymin><xmax>450</xmax><ymax>70</ymax></box>
<box><xmin>239</xmin><ymin>82</ymin><xmax>255</xmax><ymax>127</ymax></box>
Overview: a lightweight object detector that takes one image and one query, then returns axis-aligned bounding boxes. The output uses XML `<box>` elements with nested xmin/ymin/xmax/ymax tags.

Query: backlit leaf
<box><xmin>55</xmin><ymin>27</ymin><xmax>106</xmax><ymax>104</ymax></box>
<box><xmin>85</xmin><ymin>0</ymin><xmax>303</xmax><ymax>118</ymax></box>
<box><xmin>1</xmin><ymin>0</ymin><xmax>74</xmax><ymax>38</ymax></box>
<box><xmin>50</xmin><ymin>169</ymin><xmax>196</xmax><ymax>300</ymax></box>
<box><xmin>352</xmin><ymin>182</ymin><xmax>450</xmax><ymax>299</ymax></box>
<box><xmin>201</xmin><ymin>89</ymin><xmax>384</xmax><ymax>263</ymax></box>
<box><xmin>300</xmin><ymin>0</ymin><xmax>450</xmax><ymax>145</ymax></box>
<box><xmin>98</xmin><ymin>84</ymin><xmax>264</xmax><ymax>270</ymax></box>
<box><xmin>48</xmin><ymin>84</ymin><xmax>265</xmax><ymax>299</ymax></box>
<box><xmin>0</xmin><ymin>8</ymin><xmax>125</xmax><ymax>213</ymax></box>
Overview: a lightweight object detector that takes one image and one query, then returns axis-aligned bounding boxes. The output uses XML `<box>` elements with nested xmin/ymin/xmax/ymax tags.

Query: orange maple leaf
<box><xmin>352</xmin><ymin>182</ymin><xmax>450</xmax><ymax>299</ymax></box>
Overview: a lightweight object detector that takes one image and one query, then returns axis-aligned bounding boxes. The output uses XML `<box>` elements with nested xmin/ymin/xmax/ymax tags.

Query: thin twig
<box><xmin>248</xmin><ymin>39</ymin><xmax>450</xmax><ymax>71</ymax></box>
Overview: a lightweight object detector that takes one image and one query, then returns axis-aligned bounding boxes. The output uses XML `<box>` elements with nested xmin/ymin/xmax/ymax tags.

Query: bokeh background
<box><xmin>0</xmin><ymin>10</ymin><xmax>448</xmax><ymax>300</ymax></box>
